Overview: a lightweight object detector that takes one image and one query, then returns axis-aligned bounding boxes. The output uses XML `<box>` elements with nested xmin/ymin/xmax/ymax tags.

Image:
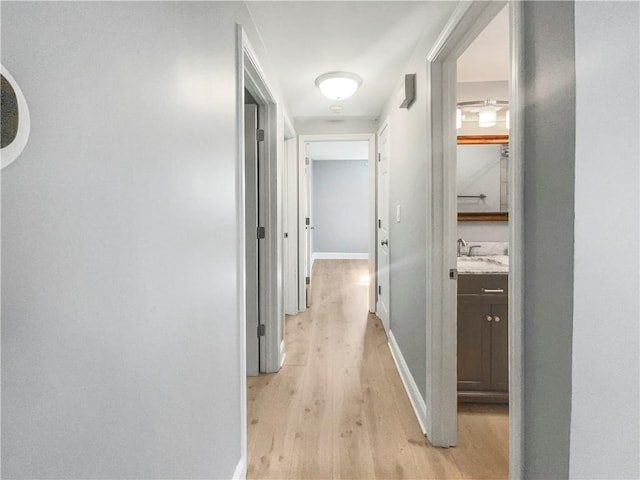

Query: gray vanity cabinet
<box><xmin>457</xmin><ymin>274</ymin><xmax>508</xmax><ymax>403</ymax></box>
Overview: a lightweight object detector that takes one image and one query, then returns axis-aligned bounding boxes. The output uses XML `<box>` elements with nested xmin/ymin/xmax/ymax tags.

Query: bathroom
<box><xmin>454</xmin><ymin>2</ymin><xmax>510</xmax><ymax>456</ymax></box>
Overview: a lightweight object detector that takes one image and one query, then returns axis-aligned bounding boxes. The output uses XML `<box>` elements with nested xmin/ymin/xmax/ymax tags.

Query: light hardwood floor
<box><xmin>247</xmin><ymin>259</ymin><xmax>508</xmax><ymax>479</ymax></box>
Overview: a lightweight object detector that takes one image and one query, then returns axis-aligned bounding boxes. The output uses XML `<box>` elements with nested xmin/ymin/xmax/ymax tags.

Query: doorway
<box><xmin>297</xmin><ymin>134</ymin><xmax>376</xmax><ymax>312</ymax></box>
<box><xmin>424</xmin><ymin>2</ymin><xmax>524</xmax><ymax>475</ymax></box>
<box><xmin>454</xmin><ymin>4</ymin><xmax>510</xmax><ymax>471</ymax></box>
<box><xmin>238</xmin><ymin>25</ymin><xmax>283</xmax><ymax>379</ymax></box>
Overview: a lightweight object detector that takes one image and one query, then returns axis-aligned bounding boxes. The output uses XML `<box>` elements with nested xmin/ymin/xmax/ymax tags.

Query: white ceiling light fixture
<box><xmin>457</xmin><ymin>99</ymin><xmax>508</xmax><ymax>129</ymax></box>
<box><xmin>478</xmin><ymin>106</ymin><xmax>497</xmax><ymax>127</ymax></box>
<box><xmin>315</xmin><ymin>71</ymin><xmax>362</xmax><ymax>101</ymax></box>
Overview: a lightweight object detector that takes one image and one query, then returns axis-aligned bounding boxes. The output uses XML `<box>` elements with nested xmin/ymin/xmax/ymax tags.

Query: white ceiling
<box><xmin>307</xmin><ymin>141</ymin><xmax>369</xmax><ymax>161</ymax></box>
<box><xmin>457</xmin><ymin>5</ymin><xmax>509</xmax><ymax>83</ymax></box>
<box><xmin>246</xmin><ymin>1</ymin><xmax>457</xmax><ymax>121</ymax></box>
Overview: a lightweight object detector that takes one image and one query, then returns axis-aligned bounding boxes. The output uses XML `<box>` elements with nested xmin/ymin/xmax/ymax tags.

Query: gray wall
<box><xmin>377</xmin><ymin>4</ymin><xmax>455</xmax><ymax>400</ymax></box>
<box><xmin>522</xmin><ymin>2</ymin><xmax>575</xmax><ymax>478</ymax></box>
<box><xmin>457</xmin><ymin>221</ymin><xmax>509</xmax><ymax>242</ymax></box>
<box><xmin>570</xmin><ymin>2</ymin><xmax>639</xmax><ymax>478</ymax></box>
<box><xmin>312</xmin><ymin>160</ymin><xmax>369</xmax><ymax>254</ymax></box>
<box><xmin>0</xmin><ymin>2</ymin><xmax>278</xmax><ymax>478</ymax></box>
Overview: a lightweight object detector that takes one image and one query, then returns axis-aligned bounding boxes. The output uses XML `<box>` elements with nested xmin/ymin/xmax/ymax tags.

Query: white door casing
<box><xmin>424</xmin><ymin>1</ymin><xmax>523</xmax><ymax>464</ymax></box>
<box><xmin>240</xmin><ymin>26</ymin><xmax>282</xmax><ymax>376</ymax></box>
<box><xmin>376</xmin><ymin>120</ymin><xmax>391</xmax><ymax>333</ymax></box>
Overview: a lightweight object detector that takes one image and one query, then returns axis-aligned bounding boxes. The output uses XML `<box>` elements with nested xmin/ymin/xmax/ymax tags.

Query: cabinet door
<box><xmin>457</xmin><ymin>303</ymin><xmax>492</xmax><ymax>391</ymax></box>
<box><xmin>490</xmin><ymin>303</ymin><xmax>509</xmax><ymax>392</ymax></box>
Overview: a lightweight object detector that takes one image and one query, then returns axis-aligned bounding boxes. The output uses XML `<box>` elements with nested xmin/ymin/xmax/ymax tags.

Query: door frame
<box><xmin>236</xmin><ymin>23</ymin><xmax>283</xmax><ymax>475</ymax></box>
<box><xmin>297</xmin><ymin>134</ymin><xmax>376</xmax><ymax>313</ymax></box>
<box><xmin>424</xmin><ymin>1</ymin><xmax>524</xmax><ymax>475</ymax></box>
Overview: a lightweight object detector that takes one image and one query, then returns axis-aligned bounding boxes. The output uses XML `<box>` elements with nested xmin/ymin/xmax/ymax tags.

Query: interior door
<box><xmin>283</xmin><ymin>138</ymin><xmax>299</xmax><ymax>315</ymax></box>
<box><xmin>245</xmin><ymin>104</ymin><xmax>259</xmax><ymax>376</ymax></box>
<box><xmin>304</xmin><ymin>152</ymin><xmax>313</xmax><ymax>307</ymax></box>
<box><xmin>376</xmin><ymin>122</ymin><xmax>390</xmax><ymax>332</ymax></box>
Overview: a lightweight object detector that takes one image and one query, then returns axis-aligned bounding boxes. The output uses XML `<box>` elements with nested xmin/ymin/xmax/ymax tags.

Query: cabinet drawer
<box><xmin>458</xmin><ymin>274</ymin><xmax>508</xmax><ymax>296</ymax></box>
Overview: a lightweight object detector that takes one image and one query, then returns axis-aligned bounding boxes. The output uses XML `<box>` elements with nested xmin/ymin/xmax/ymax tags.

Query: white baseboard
<box><xmin>231</xmin><ymin>456</ymin><xmax>246</xmax><ymax>480</ymax></box>
<box><xmin>387</xmin><ymin>330</ymin><xmax>427</xmax><ymax>435</ymax></box>
<box><xmin>312</xmin><ymin>252</ymin><xmax>369</xmax><ymax>261</ymax></box>
<box><xmin>279</xmin><ymin>339</ymin><xmax>286</xmax><ymax>369</ymax></box>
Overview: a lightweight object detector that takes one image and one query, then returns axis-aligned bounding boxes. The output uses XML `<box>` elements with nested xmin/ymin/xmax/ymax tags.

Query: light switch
<box><xmin>396</xmin><ymin>205</ymin><xmax>402</xmax><ymax>223</ymax></box>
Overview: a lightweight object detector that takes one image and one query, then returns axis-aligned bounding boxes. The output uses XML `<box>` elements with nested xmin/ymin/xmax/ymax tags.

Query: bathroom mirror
<box><xmin>457</xmin><ymin>135</ymin><xmax>509</xmax><ymax>221</ymax></box>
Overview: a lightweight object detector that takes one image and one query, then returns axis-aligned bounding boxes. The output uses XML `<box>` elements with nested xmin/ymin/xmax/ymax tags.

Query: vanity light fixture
<box><xmin>315</xmin><ymin>71</ymin><xmax>362</xmax><ymax>101</ymax></box>
<box><xmin>457</xmin><ymin>99</ymin><xmax>509</xmax><ymax>130</ymax></box>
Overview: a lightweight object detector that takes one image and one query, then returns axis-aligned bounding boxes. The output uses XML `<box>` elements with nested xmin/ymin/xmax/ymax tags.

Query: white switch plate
<box><xmin>396</xmin><ymin>205</ymin><xmax>402</xmax><ymax>222</ymax></box>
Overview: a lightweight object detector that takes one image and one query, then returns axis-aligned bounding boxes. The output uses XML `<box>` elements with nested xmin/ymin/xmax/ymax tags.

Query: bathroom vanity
<box><xmin>457</xmin><ymin>253</ymin><xmax>509</xmax><ymax>404</ymax></box>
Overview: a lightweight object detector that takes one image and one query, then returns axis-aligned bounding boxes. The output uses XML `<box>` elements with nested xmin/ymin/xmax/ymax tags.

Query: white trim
<box><xmin>283</xmin><ymin>111</ymin><xmax>296</xmax><ymax>140</ymax></box>
<box><xmin>508</xmin><ymin>2</ymin><xmax>525</xmax><ymax>478</ymax></box>
<box><xmin>235</xmin><ymin>23</ymin><xmax>248</xmax><ymax>476</ymax></box>
<box><xmin>241</xmin><ymin>28</ymin><xmax>282</xmax><ymax>375</ymax></box>
<box><xmin>388</xmin><ymin>331</ymin><xmax>427</xmax><ymax>435</ymax></box>
<box><xmin>232</xmin><ymin>456</ymin><xmax>247</xmax><ymax>480</ymax></box>
<box><xmin>312</xmin><ymin>252</ymin><xmax>369</xmax><ymax>261</ymax></box>
<box><xmin>424</xmin><ymin>0</ymin><xmax>507</xmax><ymax>448</ymax></box>
<box><xmin>279</xmin><ymin>339</ymin><xmax>287</xmax><ymax>368</ymax></box>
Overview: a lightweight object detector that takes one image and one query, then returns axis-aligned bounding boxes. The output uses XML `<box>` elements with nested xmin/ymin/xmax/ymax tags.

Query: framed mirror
<box><xmin>457</xmin><ymin>135</ymin><xmax>509</xmax><ymax>221</ymax></box>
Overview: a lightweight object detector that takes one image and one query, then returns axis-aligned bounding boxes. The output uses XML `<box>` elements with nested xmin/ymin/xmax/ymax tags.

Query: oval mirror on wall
<box><xmin>1</xmin><ymin>64</ymin><xmax>31</xmax><ymax>170</ymax></box>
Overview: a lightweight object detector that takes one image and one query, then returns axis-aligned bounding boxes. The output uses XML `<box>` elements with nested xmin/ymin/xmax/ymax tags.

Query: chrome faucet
<box><xmin>457</xmin><ymin>238</ymin><xmax>467</xmax><ymax>256</ymax></box>
<box><xmin>468</xmin><ymin>245</ymin><xmax>482</xmax><ymax>256</ymax></box>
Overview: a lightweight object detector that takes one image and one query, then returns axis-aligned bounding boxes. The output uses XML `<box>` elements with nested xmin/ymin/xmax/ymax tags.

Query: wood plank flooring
<box><xmin>247</xmin><ymin>259</ymin><xmax>508</xmax><ymax>479</ymax></box>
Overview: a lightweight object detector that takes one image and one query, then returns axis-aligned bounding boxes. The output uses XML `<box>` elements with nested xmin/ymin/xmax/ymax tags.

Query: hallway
<box><xmin>247</xmin><ymin>260</ymin><xmax>508</xmax><ymax>479</ymax></box>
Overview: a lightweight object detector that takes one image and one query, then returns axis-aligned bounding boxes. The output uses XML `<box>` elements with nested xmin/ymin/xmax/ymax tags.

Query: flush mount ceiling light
<box><xmin>315</xmin><ymin>72</ymin><xmax>362</xmax><ymax>101</ymax></box>
<box><xmin>457</xmin><ymin>99</ymin><xmax>509</xmax><ymax>129</ymax></box>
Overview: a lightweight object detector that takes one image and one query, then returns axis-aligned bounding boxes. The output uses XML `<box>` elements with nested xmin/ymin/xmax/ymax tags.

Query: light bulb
<box><xmin>456</xmin><ymin>108</ymin><xmax>462</xmax><ymax>129</ymax></box>
<box><xmin>479</xmin><ymin>106</ymin><xmax>497</xmax><ymax>128</ymax></box>
<box><xmin>506</xmin><ymin>110</ymin><xmax>510</xmax><ymax>130</ymax></box>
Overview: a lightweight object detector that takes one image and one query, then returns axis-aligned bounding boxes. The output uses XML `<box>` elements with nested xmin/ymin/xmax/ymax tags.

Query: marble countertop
<box><xmin>457</xmin><ymin>255</ymin><xmax>509</xmax><ymax>274</ymax></box>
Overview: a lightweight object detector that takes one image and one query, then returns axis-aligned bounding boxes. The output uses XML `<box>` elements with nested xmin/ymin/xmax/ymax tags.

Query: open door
<box><xmin>304</xmin><ymin>150</ymin><xmax>313</xmax><ymax>307</ymax></box>
<box><xmin>283</xmin><ymin>138</ymin><xmax>299</xmax><ymax>315</ymax></box>
<box><xmin>376</xmin><ymin>120</ymin><xmax>390</xmax><ymax>332</ymax></box>
<box><xmin>245</xmin><ymin>104</ymin><xmax>260</xmax><ymax>376</ymax></box>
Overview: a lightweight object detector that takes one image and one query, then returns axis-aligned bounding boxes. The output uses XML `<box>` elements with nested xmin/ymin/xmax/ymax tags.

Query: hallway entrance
<box><xmin>246</xmin><ymin>260</ymin><xmax>507</xmax><ymax>479</ymax></box>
